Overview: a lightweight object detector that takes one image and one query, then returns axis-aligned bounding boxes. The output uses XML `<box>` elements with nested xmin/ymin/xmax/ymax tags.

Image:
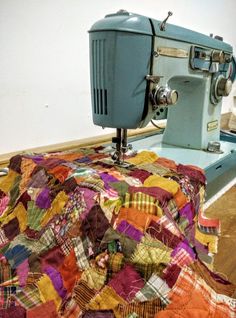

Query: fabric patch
<box><xmin>123</xmin><ymin>192</ymin><xmax>162</xmax><ymax>216</ymax></box>
<box><xmin>36</xmin><ymin>274</ymin><xmax>62</xmax><ymax>310</ymax></box>
<box><xmin>131</xmin><ymin>235</ymin><xmax>171</xmax><ymax>266</ymax></box>
<box><xmin>27</xmin><ymin>300</ymin><xmax>58</xmax><ymax>318</ymax></box>
<box><xmin>126</xmin><ymin>151</ymin><xmax>158</xmax><ymax>165</ymax></box>
<box><xmin>73</xmin><ymin>279</ymin><xmax>96</xmax><ymax>310</ymax></box>
<box><xmin>117</xmin><ymin>298</ymin><xmax>163</xmax><ymax>318</ymax></box>
<box><xmin>134</xmin><ymin>273</ymin><xmax>170</xmax><ymax>305</ymax></box>
<box><xmin>108</xmin><ymin>264</ymin><xmax>144</xmax><ymax>301</ymax></box>
<box><xmin>144</xmin><ymin>175</ymin><xmax>179</xmax><ymax>195</ymax></box>
<box><xmin>0</xmin><ymin>286</ymin><xmax>17</xmax><ymax>309</ymax></box>
<box><xmin>117</xmin><ymin>220</ymin><xmax>143</xmax><ymax>242</ymax></box>
<box><xmin>13</xmin><ymin>284</ymin><xmax>42</xmax><ymax>309</ymax></box>
<box><xmin>27</xmin><ymin>201</ymin><xmax>45</xmax><ymax>231</ymax></box>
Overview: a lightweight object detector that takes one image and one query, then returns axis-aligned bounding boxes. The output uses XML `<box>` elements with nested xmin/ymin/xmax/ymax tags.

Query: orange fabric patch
<box><xmin>58</xmin><ymin>249</ymin><xmax>81</xmax><ymax>293</ymax></box>
<box><xmin>174</xmin><ymin>189</ymin><xmax>188</xmax><ymax>210</ymax></box>
<box><xmin>49</xmin><ymin>165</ymin><xmax>71</xmax><ymax>183</ymax></box>
<box><xmin>116</xmin><ymin>207</ymin><xmax>159</xmax><ymax>233</ymax></box>
<box><xmin>155</xmin><ymin>157</ymin><xmax>177</xmax><ymax>171</ymax></box>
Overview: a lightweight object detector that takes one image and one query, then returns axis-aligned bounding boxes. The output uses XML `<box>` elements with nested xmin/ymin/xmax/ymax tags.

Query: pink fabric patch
<box><xmin>16</xmin><ymin>258</ymin><xmax>29</xmax><ymax>287</ymax></box>
<box><xmin>0</xmin><ymin>196</ymin><xmax>10</xmax><ymax>215</ymax></box>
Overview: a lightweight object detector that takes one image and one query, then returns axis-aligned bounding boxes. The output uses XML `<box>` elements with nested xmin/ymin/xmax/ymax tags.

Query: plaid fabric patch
<box><xmin>171</xmin><ymin>247</ymin><xmax>194</xmax><ymax>268</ymax></box>
<box><xmin>0</xmin><ymin>228</ymin><xmax>9</xmax><ymax>246</ymax></box>
<box><xmin>108</xmin><ymin>252</ymin><xmax>124</xmax><ymax>279</ymax></box>
<box><xmin>166</xmin><ymin>267</ymin><xmax>236</xmax><ymax>317</ymax></box>
<box><xmin>117</xmin><ymin>298</ymin><xmax>163</xmax><ymax>318</ymax></box>
<box><xmin>60</xmin><ymin>237</ymin><xmax>74</xmax><ymax>256</ymax></box>
<box><xmin>0</xmin><ymin>262</ymin><xmax>14</xmax><ymax>284</ymax></box>
<box><xmin>0</xmin><ymin>286</ymin><xmax>18</xmax><ymax>309</ymax></box>
<box><xmin>164</xmin><ymin>199</ymin><xmax>179</xmax><ymax>219</ymax></box>
<box><xmin>73</xmin><ymin>279</ymin><xmax>96</xmax><ymax>310</ymax></box>
<box><xmin>134</xmin><ymin>273</ymin><xmax>170</xmax><ymax>305</ymax></box>
<box><xmin>158</xmin><ymin>215</ymin><xmax>182</xmax><ymax>237</ymax></box>
<box><xmin>72</xmin><ymin>237</ymin><xmax>90</xmax><ymax>270</ymax></box>
<box><xmin>133</xmin><ymin>262</ymin><xmax>166</xmax><ymax>281</ymax></box>
<box><xmin>13</xmin><ymin>284</ymin><xmax>42</xmax><ymax>309</ymax></box>
<box><xmin>38</xmin><ymin>227</ymin><xmax>56</xmax><ymax>253</ymax></box>
<box><xmin>131</xmin><ymin>234</ymin><xmax>171</xmax><ymax>266</ymax></box>
<box><xmin>124</xmin><ymin>192</ymin><xmax>161</xmax><ymax>216</ymax></box>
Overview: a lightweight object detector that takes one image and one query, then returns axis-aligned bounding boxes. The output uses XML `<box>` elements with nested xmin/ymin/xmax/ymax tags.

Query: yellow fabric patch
<box><xmin>131</xmin><ymin>234</ymin><xmax>172</xmax><ymax>265</ymax></box>
<box><xmin>19</xmin><ymin>158</ymin><xmax>37</xmax><ymax>194</ymax></box>
<box><xmin>1</xmin><ymin>202</ymin><xmax>27</xmax><ymax>232</ymax></box>
<box><xmin>0</xmin><ymin>170</ymin><xmax>19</xmax><ymax>193</ymax></box>
<box><xmin>195</xmin><ymin>225</ymin><xmax>218</xmax><ymax>254</ymax></box>
<box><xmin>81</xmin><ymin>266</ymin><xmax>107</xmax><ymax>290</ymax></box>
<box><xmin>195</xmin><ymin>226</ymin><xmax>218</xmax><ymax>254</ymax></box>
<box><xmin>36</xmin><ymin>274</ymin><xmax>62</xmax><ymax>310</ymax></box>
<box><xmin>41</xmin><ymin>191</ymin><xmax>68</xmax><ymax>227</ymax></box>
<box><xmin>99</xmin><ymin>197</ymin><xmax>122</xmax><ymax>221</ymax></box>
<box><xmin>88</xmin><ymin>285</ymin><xmax>127</xmax><ymax>317</ymax></box>
<box><xmin>144</xmin><ymin>175</ymin><xmax>179</xmax><ymax>195</ymax></box>
<box><xmin>125</xmin><ymin>151</ymin><xmax>158</xmax><ymax>165</ymax></box>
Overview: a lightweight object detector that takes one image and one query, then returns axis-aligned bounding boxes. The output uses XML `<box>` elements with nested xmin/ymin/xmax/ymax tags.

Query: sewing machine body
<box><xmin>89</xmin><ymin>11</ymin><xmax>236</xmax><ymax>199</ymax></box>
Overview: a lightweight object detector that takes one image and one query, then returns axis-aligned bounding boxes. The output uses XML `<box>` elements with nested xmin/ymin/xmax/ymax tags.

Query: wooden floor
<box><xmin>206</xmin><ymin>185</ymin><xmax>236</xmax><ymax>284</ymax></box>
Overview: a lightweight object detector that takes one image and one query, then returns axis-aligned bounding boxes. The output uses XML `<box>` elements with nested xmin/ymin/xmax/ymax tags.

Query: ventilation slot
<box><xmin>92</xmin><ymin>39</ymin><xmax>108</xmax><ymax>115</ymax></box>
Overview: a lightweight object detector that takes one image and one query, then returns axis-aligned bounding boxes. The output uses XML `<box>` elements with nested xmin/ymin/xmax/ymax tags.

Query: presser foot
<box><xmin>111</xmin><ymin>128</ymin><xmax>134</xmax><ymax>167</ymax></box>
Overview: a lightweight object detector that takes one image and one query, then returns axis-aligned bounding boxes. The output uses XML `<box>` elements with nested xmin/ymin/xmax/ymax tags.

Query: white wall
<box><xmin>0</xmin><ymin>0</ymin><xmax>236</xmax><ymax>155</ymax></box>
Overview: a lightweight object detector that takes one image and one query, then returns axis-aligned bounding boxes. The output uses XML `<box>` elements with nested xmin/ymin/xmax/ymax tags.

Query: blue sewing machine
<box><xmin>89</xmin><ymin>10</ymin><xmax>236</xmax><ymax>199</ymax></box>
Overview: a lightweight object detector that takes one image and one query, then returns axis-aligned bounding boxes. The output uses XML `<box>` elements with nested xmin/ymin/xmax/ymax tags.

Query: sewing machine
<box><xmin>89</xmin><ymin>10</ymin><xmax>236</xmax><ymax>199</ymax></box>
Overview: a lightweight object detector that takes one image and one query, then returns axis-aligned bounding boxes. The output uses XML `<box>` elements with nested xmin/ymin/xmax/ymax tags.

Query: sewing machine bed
<box><xmin>0</xmin><ymin>146</ymin><xmax>235</xmax><ymax>317</ymax></box>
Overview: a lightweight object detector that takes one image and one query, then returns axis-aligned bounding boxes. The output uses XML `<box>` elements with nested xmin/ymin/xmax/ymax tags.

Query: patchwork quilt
<box><xmin>0</xmin><ymin>146</ymin><xmax>235</xmax><ymax>318</ymax></box>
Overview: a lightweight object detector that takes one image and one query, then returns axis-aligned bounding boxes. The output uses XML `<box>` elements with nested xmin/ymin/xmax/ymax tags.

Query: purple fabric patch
<box><xmin>79</xmin><ymin>187</ymin><xmax>97</xmax><ymax>220</ymax></box>
<box><xmin>43</xmin><ymin>265</ymin><xmax>67</xmax><ymax>299</ymax></box>
<box><xmin>27</xmin><ymin>169</ymin><xmax>48</xmax><ymax>188</ymax></box>
<box><xmin>36</xmin><ymin>188</ymin><xmax>51</xmax><ymax>209</ymax></box>
<box><xmin>99</xmin><ymin>172</ymin><xmax>119</xmax><ymax>190</ymax></box>
<box><xmin>117</xmin><ymin>220</ymin><xmax>143</xmax><ymax>242</ymax></box>
<box><xmin>179</xmin><ymin>203</ymin><xmax>194</xmax><ymax>225</ymax></box>
<box><xmin>108</xmin><ymin>264</ymin><xmax>144</xmax><ymax>301</ymax></box>
<box><xmin>29</xmin><ymin>154</ymin><xmax>44</xmax><ymax>164</ymax></box>
<box><xmin>171</xmin><ymin>240</ymin><xmax>196</xmax><ymax>260</ymax></box>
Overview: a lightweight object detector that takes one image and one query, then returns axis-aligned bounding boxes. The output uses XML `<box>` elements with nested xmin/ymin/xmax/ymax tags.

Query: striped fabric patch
<box><xmin>73</xmin><ymin>280</ymin><xmax>96</xmax><ymax>310</ymax></box>
<box><xmin>124</xmin><ymin>192</ymin><xmax>161</xmax><ymax>215</ymax></box>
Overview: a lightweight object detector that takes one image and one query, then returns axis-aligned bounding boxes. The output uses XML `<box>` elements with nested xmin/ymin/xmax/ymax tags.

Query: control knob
<box><xmin>152</xmin><ymin>85</ymin><xmax>178</xmax><ymax>107</ymax></box>
<box><xmin>216</xmin><ymin>77</ymin><xmax>232</xmax><ymax>96</ymax></box>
